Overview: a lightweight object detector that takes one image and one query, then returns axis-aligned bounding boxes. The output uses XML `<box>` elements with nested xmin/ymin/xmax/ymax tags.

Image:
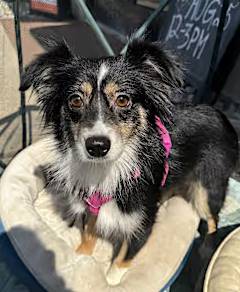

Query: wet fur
<box><xmin>20</xmin><ymin>40</ymin><xmax>239</xmax><ymax>261</ymax></box>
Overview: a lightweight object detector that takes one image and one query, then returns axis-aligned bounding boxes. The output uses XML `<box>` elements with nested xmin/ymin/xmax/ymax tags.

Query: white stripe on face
<box><xmin>97</xmin><ymin>63</ymin><xmax>108</xmax><ymax>120</ymax></box>
<box><xmin>97</xmin><ymin>63</ymin><xmax>108</xmax><ymax>90</ymax></box>
<box><xmin>84</xmin><ymin>120</ymin><xmax>110</xmax><ymax>138</ymax></box>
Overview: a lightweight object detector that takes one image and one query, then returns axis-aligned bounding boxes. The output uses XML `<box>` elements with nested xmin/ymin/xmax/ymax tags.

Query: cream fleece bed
<box><xmin>0</xmin><ymin>139</ymin><xmax>199</xmax><ymax>292</ymax></box>
<box><xmin>204</xmin><ymin>225</ymin><xmax>240</xmax><ymax>292</ymax></box>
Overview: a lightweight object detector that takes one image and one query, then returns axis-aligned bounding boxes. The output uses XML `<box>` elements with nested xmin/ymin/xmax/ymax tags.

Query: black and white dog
<box><xmin>20</xmin><ymin>39</ymin><xmax>238</xmax><ymax>264</ymax></box>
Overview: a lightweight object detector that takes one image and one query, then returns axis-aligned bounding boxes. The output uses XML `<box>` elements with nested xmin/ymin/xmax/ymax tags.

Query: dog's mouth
<box><xmin>85</xmin><ymin>154</ymin><xmax>115</xmax><ymax>163</ymax></box>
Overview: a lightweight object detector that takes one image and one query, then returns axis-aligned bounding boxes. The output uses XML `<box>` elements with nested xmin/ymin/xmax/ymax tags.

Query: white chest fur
<box><xmin>45</xmin><ymin>138</ymin><xmax>143</xmax><ymax>239</ymax></box>
<box><xmin>69</xmin><ymin>198</ymin><xmax>144</xmax><ymax>239</ymax></box>
<box><xmin>96</xmin><ymin>200</ymin><xmax>144</xmax><ymax>239</ymax></box>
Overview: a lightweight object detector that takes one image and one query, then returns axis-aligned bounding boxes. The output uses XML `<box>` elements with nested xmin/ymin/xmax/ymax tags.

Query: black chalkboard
<box><xmin>159</xmin><ymin>0</ymin><xmax>240</xmax><ymax>99</ymax></box>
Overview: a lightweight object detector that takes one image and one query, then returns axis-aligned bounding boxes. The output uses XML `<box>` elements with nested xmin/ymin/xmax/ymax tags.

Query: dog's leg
<box><xmin>113</xmin><ymin>240</ymin><xmax>132</xmax><ymax>269</ymax></box>
<box><xmin>62</xmin><ymin>200</ymin><xmax>87</xmax><ymax>231</ymax></box>
<box><xmin>207</xmin><ymin>217</ymin><xmax>217</xmax><ymax>234</ymax></box>
<box><xmin>66</xmin><ymin>212</ymin><xmax>87</xmax><ymax>230</ymax></box>
<box><xmin>110</xmin><ymin>237</ymin><xmax>124</xmax><ymax>263</ymax></box>
<box><xmin>116</xmin><ymin>260</ymin><xmax>132</xmax><ymax>269</ymax></box>
<box><xmin>191</xmin><ymin>179</ymin><xmax>227</xmax><ymax>235</ymax></box>
<box><xmin>76</xmin><ymin>233</ymin><xmax>97</xmax><ymax>255</ymax></box>
<box><xmin>113</xmin><ymin>226</ymin><xmax>152</xmax><ymax>269</ymax></box>
<box><xmin>206</xmin><ymin>180</ymin><xmax>229</xmax><ymax>235</ymax></box>
<box><xmin>198</xmin><ymin>217</ymin><xmax>217</xmax><ymax>237</ymax></box>
<box><xmin>76</xmin><ymin>215</ymin><xmax>97</xmax><ymax>255</ymax></box>
<box><xmin>205</xmin><ymin>177</ymin><xmax>229</xmax><ymax>235</ymax></box>
<box><xmin>197</xmin><ymin>218</ymin><xmax>217</xmax><ymax>236</ymax></box>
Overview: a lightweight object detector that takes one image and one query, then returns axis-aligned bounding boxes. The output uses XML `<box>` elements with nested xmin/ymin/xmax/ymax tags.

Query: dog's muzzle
<box><xmin>85</xmin><ymin>136</ymin><xmax>111</xmax><ymax>157</ymax></box>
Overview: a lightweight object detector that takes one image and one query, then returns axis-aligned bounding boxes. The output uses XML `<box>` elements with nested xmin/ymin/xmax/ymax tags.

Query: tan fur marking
<box><xmin>112</xmin><ymin>241</ymin><xmax>132</xmax><ymax>269</ymax></box>
<box><xmin>76</xmin><ymin>234</ymin><xmax>97</xmax><ymax>255</ymax></box>
<box><xmin>118</xmin><ymin>122</ymin><xmax>135</xmax><ymax>139</ymax></box>
<box><xmin>207</xmin><ymin>218</ymin><xmax>217</xmax><ymax>234</ymax></box>
<box><xmin>116</xmin><ymin>106</ymin><xmax>148</xmax><ymax>140</ymax></box>
<box><xmin>104</xmin><ymin>82</ymin><xmax>119</xmax><ymax>98</ymax></box>
<box><xmin>113</xmin><ymin>240</ymin><xmax>128</xmax><ymax>264</ymax></box>
<box><xmin>81</xmin><ymin>82</ymin><xmax>93</xmax><ymax>97</ymax></box>
<box><xmin>76</xmin><ymin>215</ymin><xmax>97</xmax><ymax>255</ymax></box>
<box><xmin>189</xmin><ymin>181</ymin><xmax>217</xmax><ymax>233</ymax></box>
<box><xmin>161</xmin><ymin>181</ymin><xmax>217</xmax><ymax>233</ymax></box>
<box><xmin>138</xmin><ymin>106</ymin><xmax>148</xmax><ymax>130</ymax></box>
<box><xmin>190</xmin><ymin>182</ymin><xmax>211</xmax><ymax>220</ymax></box>
<box><xmin>115</xmin><ymin>259</ymin><xmax>132</xmax><ymax>269</ymax></box>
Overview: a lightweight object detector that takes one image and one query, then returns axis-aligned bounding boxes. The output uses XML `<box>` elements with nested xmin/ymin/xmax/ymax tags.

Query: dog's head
<box><xmin>20</xmin><ymin>40</ymin><xmax>182</xmax><ymax>166</ymax></box>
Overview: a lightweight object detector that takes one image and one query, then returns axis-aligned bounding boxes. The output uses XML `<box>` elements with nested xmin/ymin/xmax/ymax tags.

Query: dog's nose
<box><xmin>85</xmin><ymin>136</ymin><xmax>111</xmax><ymax>157</ymax></box>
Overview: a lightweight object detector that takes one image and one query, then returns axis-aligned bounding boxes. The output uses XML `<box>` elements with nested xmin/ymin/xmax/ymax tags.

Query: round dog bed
<box><xmin>0</xmin><ymin>139</ymin><xmax>199</xmax><ymax>292</ymax></box>
<box><xmin>204</xmin><ymin>226</ymin><xmax>240</xmax><ymax>292</ymax></box>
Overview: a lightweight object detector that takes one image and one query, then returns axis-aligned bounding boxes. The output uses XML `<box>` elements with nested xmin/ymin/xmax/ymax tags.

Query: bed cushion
<box><xmin>0</xmin><ymin>139</ymin><xmax>199</xmax><ymax>292</ymax></box>
<box><xmin>204</xmin><ymin>226</ymin><xmax>240</xmax><ymax>292</ymax></box>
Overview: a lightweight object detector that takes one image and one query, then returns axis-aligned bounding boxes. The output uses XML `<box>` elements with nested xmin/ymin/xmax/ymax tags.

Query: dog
<box><xmin>20</xmin><ymin>39</ymin><xmax>239</xmax><ymax>267</ymax></box>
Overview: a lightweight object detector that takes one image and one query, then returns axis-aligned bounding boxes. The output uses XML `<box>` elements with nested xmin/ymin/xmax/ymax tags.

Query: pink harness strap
<box><xmin>155</xmin><ymin>116</ymin><xmax>172</xmax><ymax>186</ymax></box>
<box><xmin>85</xmin><ymin>192</ymin><xmax>112</xmax><ymax>215</ymax></box>
<box><xmin>85</xmin><ymin>116</ymin><xmax>172</xmax><ymax>215</ymax></box>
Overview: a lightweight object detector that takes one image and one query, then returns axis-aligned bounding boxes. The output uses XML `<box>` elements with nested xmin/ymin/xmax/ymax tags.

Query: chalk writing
<box><xmin>165</xmin><ymin>0</ymin><xmax>240</xmax><ymax>60</ymax></box>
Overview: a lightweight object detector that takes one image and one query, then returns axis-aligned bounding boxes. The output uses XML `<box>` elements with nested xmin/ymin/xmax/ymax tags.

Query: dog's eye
<box><xmin>116</xmin><ymin>95</ymin><xmax>130</xmax><ymax>108</ymax></box>
<box><xmin>69</xmin><ymin>95</ymin><xmax>83</xmax><ymax>110</ymax></box>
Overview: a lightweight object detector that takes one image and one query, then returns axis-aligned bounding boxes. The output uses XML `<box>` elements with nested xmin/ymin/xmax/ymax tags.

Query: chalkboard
<box><xmin>159</xmin><ymin>0</ymin><xmax>240</xmax><ymax>99</ymax></box>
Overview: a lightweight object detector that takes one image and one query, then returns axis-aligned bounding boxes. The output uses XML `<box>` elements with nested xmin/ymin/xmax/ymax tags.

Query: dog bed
<box><xmin>0</xmin><ymin>139</ymin><xmax>199</xmax><ymax>292</ymax></box>
<box><xmin>204</xmin><ymin>225</ymin><xmax>240</xmax><ymax>292</ymax></box>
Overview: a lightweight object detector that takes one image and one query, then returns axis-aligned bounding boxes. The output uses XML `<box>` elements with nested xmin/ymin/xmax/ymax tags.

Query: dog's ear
<box><xmin>19</xmin><ymin>41</ymin><xmax>73</xmax><ymax>92</ymax></box>
<box><xmin>125</xmin><ymin>39</ymin><xmax>184</xmax><ymax>91</ymax></box>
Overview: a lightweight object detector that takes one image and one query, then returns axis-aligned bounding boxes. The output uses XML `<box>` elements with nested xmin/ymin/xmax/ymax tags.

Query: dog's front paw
<box><xmin>107</xmin><ymin>260</ymin><xmax>131</xmax><ymax>285</ymax></box>
<box><xmin>76</xmin><ymin>233</ymin><xmax>97</xmax><ymax>255</ymax></box>
<box><xmin>113</xmin><ymin>259</ymin><xmax>132</xmax><ymax>269</ymax></box>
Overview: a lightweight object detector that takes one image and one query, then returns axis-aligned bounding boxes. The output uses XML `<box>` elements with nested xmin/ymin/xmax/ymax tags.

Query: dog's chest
<box><xmin>70</xmin><ymin>199</ymin><xmax>143</xmax><ymax>239</ymax></box>
<box><xmin>53</xmin><ymin>149</ymin><xmax>129</xmax><ymax>197</ymax></box>
<box><xmin>52</xmin><ymin>149</ymin><xmax>145</xmax><ymax>237</ymax></box>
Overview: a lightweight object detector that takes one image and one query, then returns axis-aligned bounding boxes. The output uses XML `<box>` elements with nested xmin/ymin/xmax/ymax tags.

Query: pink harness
<box><xmin>85</xmin><ymin>116</ymin><xmax>172</xmax><ymax>215</ymax></box>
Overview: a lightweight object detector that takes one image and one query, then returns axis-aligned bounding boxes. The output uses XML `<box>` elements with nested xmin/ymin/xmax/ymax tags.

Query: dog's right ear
<box><xmin>19</xmin><ymin>41</ymin><xmax>73</xmax><ymax>92</ymax></box>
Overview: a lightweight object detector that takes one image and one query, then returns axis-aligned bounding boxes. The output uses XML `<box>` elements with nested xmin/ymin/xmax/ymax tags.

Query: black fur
<box><xmin>20</xmin><ymin>39</ymin><xmax>239</xmax><ymax>261</ymax></box>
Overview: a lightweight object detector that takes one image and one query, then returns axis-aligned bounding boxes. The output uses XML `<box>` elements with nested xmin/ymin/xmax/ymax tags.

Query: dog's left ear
<box><xmin>125</xmin><ymin>39</ymin><xmax>184</xmax><ymax>91</ymax></box>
